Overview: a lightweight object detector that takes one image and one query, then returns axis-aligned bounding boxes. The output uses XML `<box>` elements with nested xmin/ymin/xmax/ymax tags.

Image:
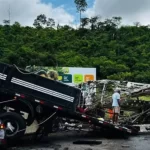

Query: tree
<box><xmin>104</xmin><ymin>18</ymin><xmax>117</xmax><ymax>30</ymax></box>
<box><xmin>47</xmin><ymin>18</ymin><xmax>55</xmax><ymax>28</ymax></box>
<box><xmin>1</xmin><ymin>15</ymin><xmax>150</xmax><ymax>83</ymax></box>
<box><xmin>97</xmin><ymin>21</ymin><xmax>105</xmax><ymax>30</ymax></box>
<box><xmin>133</xmin><ymin>22</ymin><xmax>141</xmax><ymax>27</ymax></box>
<box><xmin>3</xmin><ymin>20</ymin><xmax>10</xmax><ymax>26</ymax></box>
<box><xmin>112</xmin><ymin>17</ymin><xmax>122</xmax><ymax>28</ymax></box>
<box><xmin>89</xmin><ymin>16</ymin><xmax>99</xmax><ymax>30</ymax></box>
<box><xmin>13</xmin><ymin>22</ymin><xmax>21</xmax><ymax>27</ymax></box>
<box><xmin>33</xmin><ymin>14</ymin><xmax>47</xmax><ymax>28</ymax></box>
<box><xmin>81</xmin><ymin>17</ymin><xmax>89</xmax><ymax>28</ymax></box>
<box><xmin>74</xmin><ymin>0</ymin><xmax>87</xmax><ymax>27</ymax></box>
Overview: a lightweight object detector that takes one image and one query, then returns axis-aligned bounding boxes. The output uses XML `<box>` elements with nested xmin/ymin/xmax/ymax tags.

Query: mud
<box><xmin>8</xmin><ymin>131</ymin><xmax>150</xmax><ymax>150</ymax></box>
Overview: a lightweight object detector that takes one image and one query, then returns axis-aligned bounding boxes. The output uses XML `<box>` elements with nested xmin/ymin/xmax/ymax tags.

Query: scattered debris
<box><xmin>122</xmin><ymin>145</ymin><xmax>130</xmax><ymax>148</ymax></box>
<box><xmin>73</xmin><ymin>140</ymin><xmax>102</xmax><ymax>145</ymax></box>
<box><xmin>143</xmin><ymin>138</ymin><xmax>148</xmax><ymax>140</ymax></box>
<box><xmin>84</xmin><ymin>148</ymin><xmax>93</xmax><ymax>150</ymax></box>
<box><xmin>63</xmin><ymin>147</ymin><xmax>69</xmax><ymax>150</ymax></box>
<box><xmin>145</xmin><ymin>126</ymin><xmax>150</xmax><ymax>130</ymax></box>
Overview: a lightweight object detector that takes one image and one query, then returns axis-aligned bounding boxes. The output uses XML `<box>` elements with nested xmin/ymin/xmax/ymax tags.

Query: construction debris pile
<box><xmin>75</xmin><ymin>80</ymin><xmax>150</xmax><ymax>125</ymax></box>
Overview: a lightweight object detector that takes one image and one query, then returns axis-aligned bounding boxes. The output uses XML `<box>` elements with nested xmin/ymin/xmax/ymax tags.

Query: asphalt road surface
<box><xmin>9</xmin><ymin>131</ymin><xmax>150</xmax><ymax>150</ymax></box>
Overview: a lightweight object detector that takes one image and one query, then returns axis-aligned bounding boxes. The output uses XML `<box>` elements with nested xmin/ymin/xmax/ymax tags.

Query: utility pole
<box><xmin>8</xmin><ymin>4</ymin><xmax>11</xmax><ymax>26</ymax></box>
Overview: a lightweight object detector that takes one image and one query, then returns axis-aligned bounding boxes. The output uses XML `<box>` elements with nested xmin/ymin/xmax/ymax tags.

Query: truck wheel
<box><xmin>0</xmin><ymin>112</ymin><xmax>26</xmax><ymax>139</ymax></box>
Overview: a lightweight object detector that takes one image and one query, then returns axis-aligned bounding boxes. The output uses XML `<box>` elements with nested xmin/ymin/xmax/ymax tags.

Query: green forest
<box><xmin>0</xmin><ymin>0</ymin><xmax>150</xmax><ymax>83</ymax></box>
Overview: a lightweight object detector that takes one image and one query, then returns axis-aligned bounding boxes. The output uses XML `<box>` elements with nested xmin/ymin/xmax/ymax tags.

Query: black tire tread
<box><xmin>0</xmin><ymin>112</ymin><xmax>26</xmax><ymax>139</ymax></box>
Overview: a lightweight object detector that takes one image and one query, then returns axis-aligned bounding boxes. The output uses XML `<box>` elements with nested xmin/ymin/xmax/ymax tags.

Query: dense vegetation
<box><xmin>1</xmin><ymin>8</ymin><xmax>150</xmax><ymax>83</ymax></box>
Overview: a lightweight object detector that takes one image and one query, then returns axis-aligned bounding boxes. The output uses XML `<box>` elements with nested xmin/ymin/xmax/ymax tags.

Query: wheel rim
<box><xmin>4</xmin><ymin>119</ymin><xmax>19</xmax><ymax>137</ymax></box>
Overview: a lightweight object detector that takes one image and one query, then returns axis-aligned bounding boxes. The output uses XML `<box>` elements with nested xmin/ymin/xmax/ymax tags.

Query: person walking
<box><xmin>112</xmin><ymin>88</ymin><xmax>121</xmax><ymax>125</ymax></box>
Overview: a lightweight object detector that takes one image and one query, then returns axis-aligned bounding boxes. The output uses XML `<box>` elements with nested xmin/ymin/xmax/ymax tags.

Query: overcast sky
<box><xmin>86</xmin><ymin>0</ymin><xmax>150</xmax><ymax>26</ymax></box>
<box><xmin>0</xmin><ymin>0</ymin><xmax>150</xmax><ymax>26</ymax></box>
<box><xmin>0</xmin><ymin>0</ymin><xmax>75</xmax><ymax>26</ymax></box>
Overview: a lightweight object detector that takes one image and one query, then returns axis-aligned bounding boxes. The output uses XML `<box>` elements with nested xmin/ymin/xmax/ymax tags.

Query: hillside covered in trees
<box><xmin>0</xmin><ymin>15</ymin><xmax>150</xmax><ymax>83</ymax></box>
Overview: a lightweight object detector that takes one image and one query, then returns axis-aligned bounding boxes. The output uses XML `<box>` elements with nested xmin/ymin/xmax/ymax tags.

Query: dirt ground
<box><xmin>9</xmin><ymin>131</ymin><xmax>150</xmax><ymax>150</ymax></box>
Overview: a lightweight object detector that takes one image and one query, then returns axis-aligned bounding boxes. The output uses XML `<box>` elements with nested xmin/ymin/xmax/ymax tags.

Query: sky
<box><xmin>0</xmin><ymin>0</ymin><xmax>150</xmax><ymax>27</ymax></box>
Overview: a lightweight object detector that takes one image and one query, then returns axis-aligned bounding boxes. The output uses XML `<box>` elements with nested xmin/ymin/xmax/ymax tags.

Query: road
<box><xmin>9</xmin><ymin>131</ymin><xmax>150</xmax><ymax>150</ymax></box>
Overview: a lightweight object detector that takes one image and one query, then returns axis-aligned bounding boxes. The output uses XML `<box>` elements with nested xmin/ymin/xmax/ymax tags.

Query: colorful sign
<box><xmin>62</xmin><ymin>74</ymin><xmax>72</xmax><ymax>83</ymax></box>
<box><xmin>25</xmin><ymin>66</ymin><xmax>96</xmax><ymax>86</ymax></box>
<box><xmin>73</xmin><ymin>74</ymin><xmax>83</xmax><ymax>83</ymax></box>
<box><xmin>84</xmin><ymin>75</ymin><xmax>94</xmax><ymax>82</ymax></box>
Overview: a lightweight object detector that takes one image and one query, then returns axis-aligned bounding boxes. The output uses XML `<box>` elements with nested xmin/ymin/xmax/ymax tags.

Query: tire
<box><xmin>0</xmin><ymin>112</ymin><xmax>26</xmax><ymax>139</ymax></box>
<box><xmin>0</xmin><ymin>145</ymin><xmax>7</xmax><ymax>150</ymax></box>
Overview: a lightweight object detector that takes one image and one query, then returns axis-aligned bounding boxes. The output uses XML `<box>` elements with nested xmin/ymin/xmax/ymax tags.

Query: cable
<box><xmin>5</xmin><ymin>65</ymin><xmax>57</xmax><ymax>133</ymax></box>
<box><xmin>13</xmin><ymin>64</ymin><xmax>40</xmax><ymax>75</ymax></box>
<box><xmin>2</xmin><ymin>65</ymin><xmax>58</xmax><ymax>134</ymax></box>
<box><xmin>0</xmin><ymin>99</ymin><xmax>16</xmax><ymax>104</ymax></box>
<box><xmin>1</xmin><ymin>99</ymin><xmax>57</xmax><ymax>133</ymax></box>
<box><xmin>16</xmin><ymin>111</ymin><xmax>57</xmax><ymax>133</ymax></box>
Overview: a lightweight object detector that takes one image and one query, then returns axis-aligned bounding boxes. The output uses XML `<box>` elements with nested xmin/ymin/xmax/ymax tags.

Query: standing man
<box><xmin>112</xmin><ymin>88</ymin><xmax>121</xmax><ymax>125</ymax></box>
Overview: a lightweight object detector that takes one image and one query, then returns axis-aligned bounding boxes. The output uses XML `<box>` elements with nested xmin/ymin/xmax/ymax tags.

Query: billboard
<box><xmin>25</xmin><ymin>66</ymin><xmax>96</xmax><ymax>86</ymax></box>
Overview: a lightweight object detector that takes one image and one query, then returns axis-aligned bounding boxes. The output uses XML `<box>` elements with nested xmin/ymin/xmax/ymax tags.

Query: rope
<box><xmin>13</xmin><ymin>64</ymin><xmax>40</xmax><ymax>75</ymax></box>
<box><xmin>16</xmin><ymin>111</ymin><xmax>57</xmax><ymax>133</ymax></box>
<box><xmin>1</xmin><ymin>65</ymin><xmax>57</xmax><ymax>134</ymax></box>
<box><xmin>0</xmin><ymin>99</ymin><xmax>16</xmax><ymax>104</ymax></box>
<box><xmin>1</xmin><ymin>99</ymin><xmax>57</xmax><ymax>134</ymax></box>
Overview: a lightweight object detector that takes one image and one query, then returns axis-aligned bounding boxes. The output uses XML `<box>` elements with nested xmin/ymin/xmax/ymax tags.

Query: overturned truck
<box><xmin>0</xmin><ymin>62</ymin><xmax>138</xmax><ymax>142</ymax></box>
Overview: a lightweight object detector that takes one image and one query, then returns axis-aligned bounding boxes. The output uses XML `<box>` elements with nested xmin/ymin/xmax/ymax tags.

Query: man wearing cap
<box><xmin>112</xmin><ymin>88</ymin><xmax>121</xmax><ymax>125</ymax></box>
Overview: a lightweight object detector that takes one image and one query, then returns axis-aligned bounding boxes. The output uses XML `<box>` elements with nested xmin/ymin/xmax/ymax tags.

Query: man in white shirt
<box><xmin>112</xmin><ymin>88</ymin><xmax>121</xmax><ymax>124</ymax></box>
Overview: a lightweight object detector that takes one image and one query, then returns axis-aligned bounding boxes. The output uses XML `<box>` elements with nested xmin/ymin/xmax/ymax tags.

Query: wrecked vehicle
<box><xmin>77</xmin><ymin>79</ymin><xmax>150</xmax><ymax>133</ymax></box>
